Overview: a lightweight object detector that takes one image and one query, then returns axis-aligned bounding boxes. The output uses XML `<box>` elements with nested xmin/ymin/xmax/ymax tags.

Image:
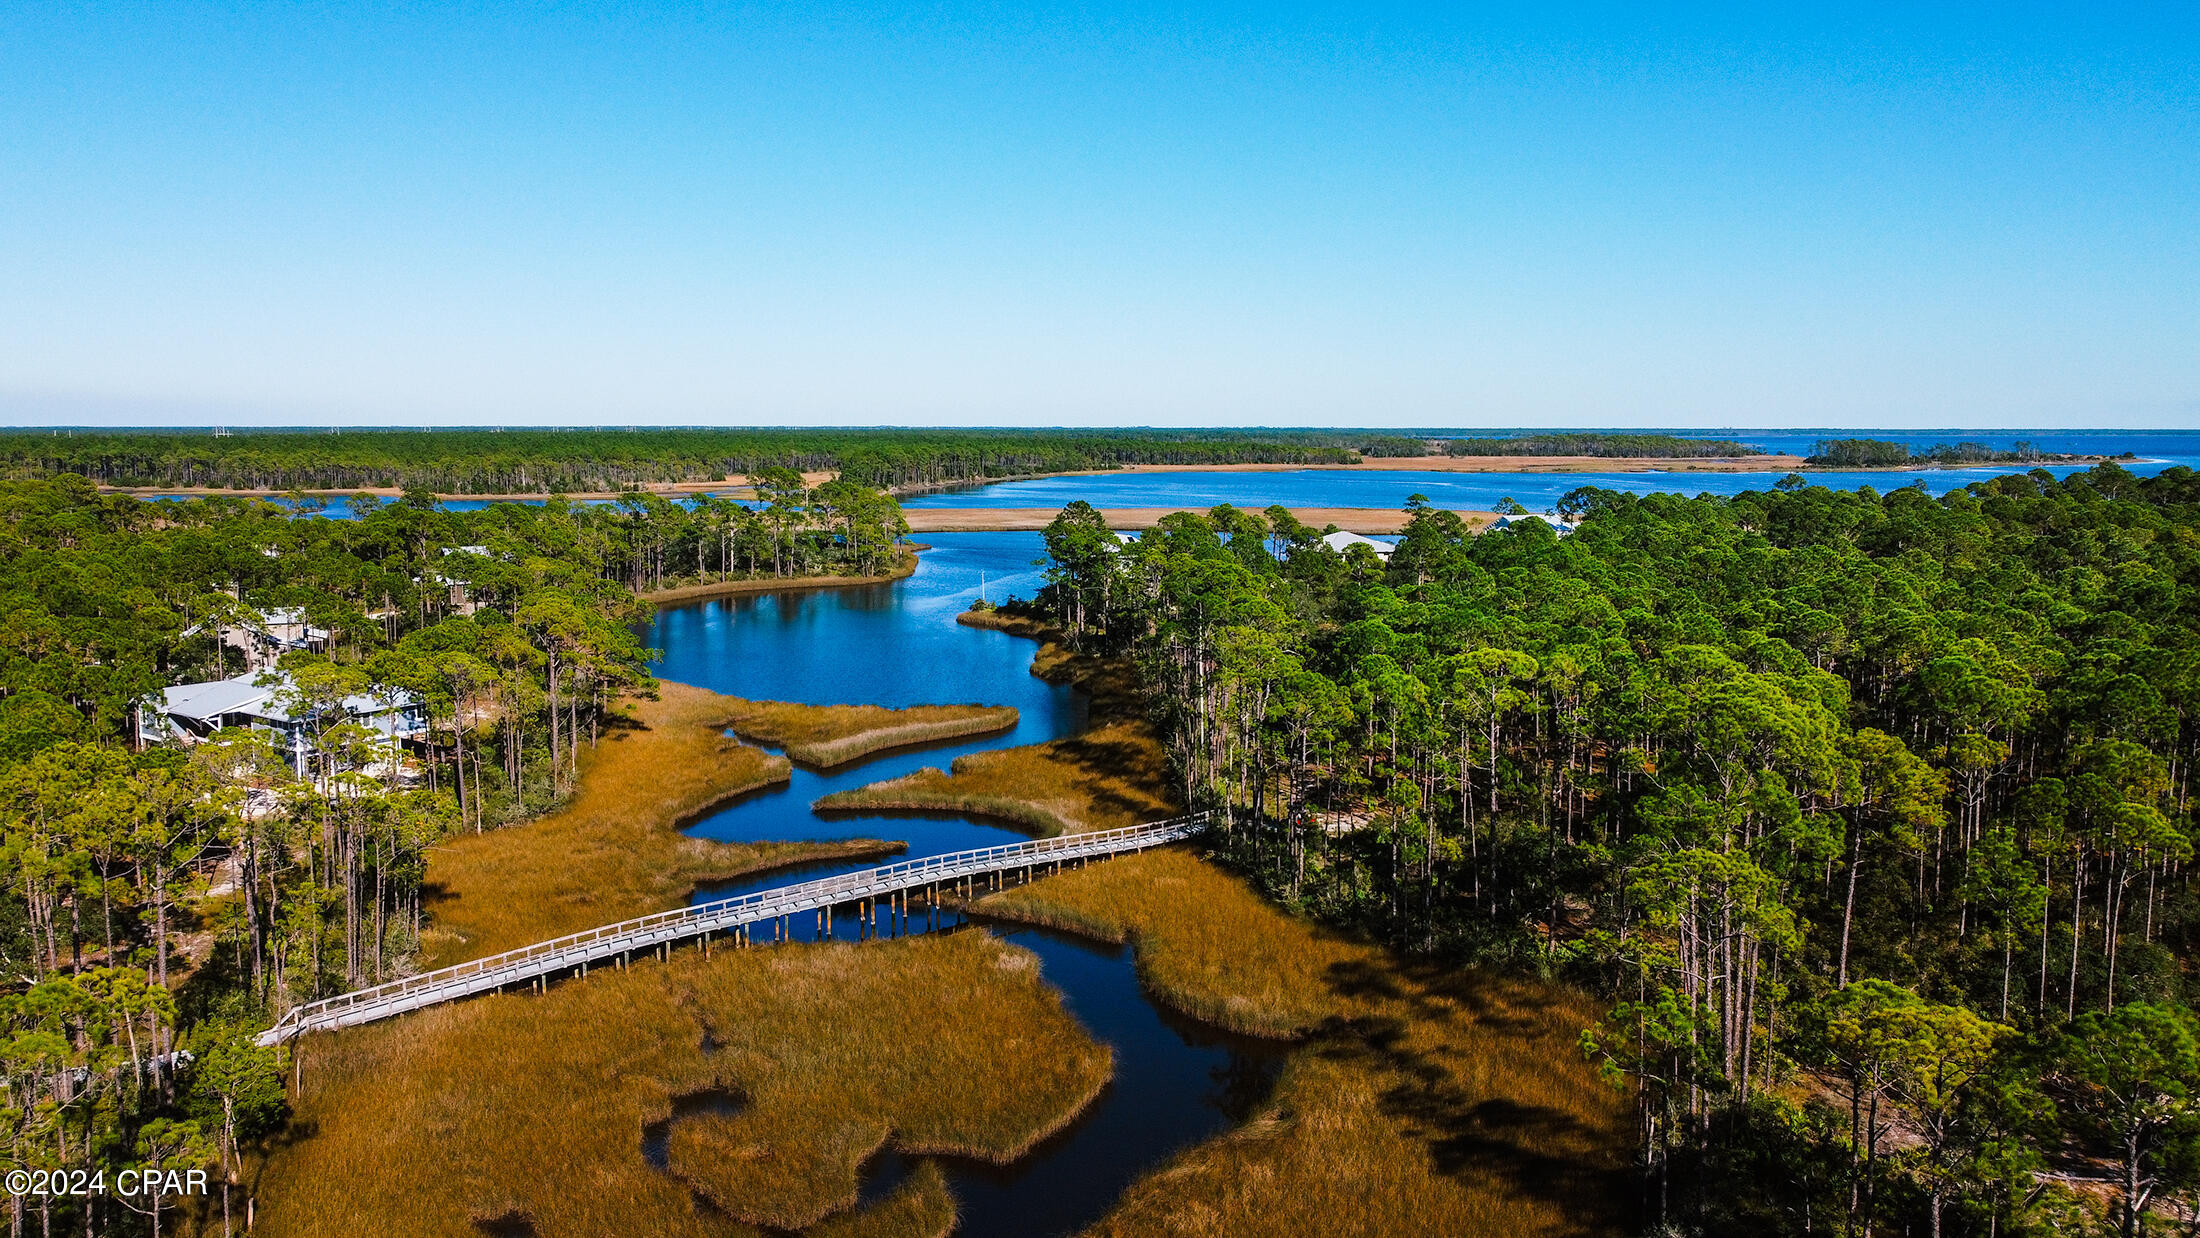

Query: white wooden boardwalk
<box><xmin>256</xmin><ymin>813</ymin><xmax>1209</xmax><ymax>1046</ymax></box>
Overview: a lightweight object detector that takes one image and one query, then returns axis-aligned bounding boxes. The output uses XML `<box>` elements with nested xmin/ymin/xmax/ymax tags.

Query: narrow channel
<box><xmin>642</xmin><ymin>533</ymin><xmax>1288</xmax><ymax>1238</ymax></box>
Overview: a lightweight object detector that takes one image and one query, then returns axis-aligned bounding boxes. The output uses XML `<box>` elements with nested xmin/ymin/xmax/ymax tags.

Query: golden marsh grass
<box><xmin>817</xmin><ymin>615</ymin><xmax>1178</xmax><ymax>836</ymax></box>
<box><xmin>984</xmin><ymin>850</ymin><xmax>1634</xmax><ymax>1238</ymax></box>
<box><xmin>810</xmin><ymin>723</ymin><xmax>1177</xmax><ymax>837</ymax></box>
<box><xmin>256</xmin><ymin>932</ymin><xmax>1108</xmax><ymax>1238</ymax></box>
<box><xmin>422</xmin><ymin>681</ymin><xmax>898</xmax><ymax>965</ymax></box>
<box><xmin>719</xmin><ymin>698</ymin><xmax>1019</xmax><ymax>768</ymax></box>
<box><xmin>805</xmin><ymin>1160</ymin><xmax>954</xmax><ymax>1238</ymax></box>
<box><xmin>978</xmin><ymin>847</ymin><xmax>1353</xmax><ymax>1038</ymax></box>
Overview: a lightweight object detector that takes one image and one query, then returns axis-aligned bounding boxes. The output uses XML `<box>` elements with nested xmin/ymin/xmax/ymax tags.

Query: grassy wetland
<box><xmin>978</xmin><ymin>847</ymin><xmax>1354</xmax><ymax>1039</ymax></box>
<box><xmin>421</xmin><ymin>681</ymin><xmax>902</xmax><ymax>964</ymax></box>
<box><xmin>264</xmin><ymin>543</ymin><xmax>1624</xmax><ymax>1238</ymax></box>
<box><xmin>718</xmin><ymin>698</ymin><xmax>1020</xmax><ymax>768</ymax></box>
<box><xmin>807</xmin><ymin>731</ymin><xmax>1175</xmax><ymax>836</ymax></box>
<box><xmin>813</xmin><ymin>613</ymin><xmax>1178</xmax><ymax>836</ymax></box>
<box><xmin>979</xmin><ymin>849</ymin><xmax>1635</xmax><ymax>1238</ymax></box>
<box><xmin>256</xmin><ymin>931</ymin><xmax>1110</xmax><ymax>1238</ymax></box>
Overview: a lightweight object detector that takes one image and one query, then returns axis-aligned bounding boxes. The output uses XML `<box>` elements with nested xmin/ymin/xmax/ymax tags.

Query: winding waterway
<box><xmin>642</xmin><ymin>532</ymin><xmax>1287</xmax><ymax>1238</ymax></box>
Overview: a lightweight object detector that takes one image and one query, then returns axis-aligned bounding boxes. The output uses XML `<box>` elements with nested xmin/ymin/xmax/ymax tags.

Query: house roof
<box><xmin>162</xmin><ymin>674</ymin><xmax>280</xmax><ymax>722</ymax></box>
<box><xmin>1321</xmin><ymin>530</ymin><xmax>1395</xmax><ymax>557</ymax></box>
<box><xmin>159</xmin><ymin>671</ymin><xmax>417</xmax><ymax>724</ymax></box>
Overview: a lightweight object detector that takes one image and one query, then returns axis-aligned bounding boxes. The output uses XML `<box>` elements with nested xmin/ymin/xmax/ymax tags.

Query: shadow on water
<box><xmin>638</xmin><ymin>539</ymin><xmax>1291</xmax><ymax>1237</ymax></box>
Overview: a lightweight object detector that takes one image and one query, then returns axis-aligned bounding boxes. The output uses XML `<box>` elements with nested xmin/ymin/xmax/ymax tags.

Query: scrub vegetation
<box><xmin>980</xmin><ymin>848</ymin><xmax>1634</xmax><ymax>1237</ymax></box>
<box><xmin>421</xmin><ymin>682</ymin><xmax>900</xmax><ymax>964</ymax></box>
<box><xmin>718</xmin><ymin>698</ymin><xmax>1019</xmax><ymax>769</ymax></box>
<box><xmin>254</xmin><ymin>930</ymin><xmax>1110</xmax><ymax>1238</ymax></box>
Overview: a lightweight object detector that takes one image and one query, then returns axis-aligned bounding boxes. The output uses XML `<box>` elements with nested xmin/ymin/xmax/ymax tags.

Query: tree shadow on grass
<box><xmin>1043</xmin><ymin>731</ymin><xmax>1180</xmax><ymax>822</ymax></box>
<box><xmin>1316</xmin><ymin>957</ymin><xmax>1639</xmax><ymax>1232</ymax></box>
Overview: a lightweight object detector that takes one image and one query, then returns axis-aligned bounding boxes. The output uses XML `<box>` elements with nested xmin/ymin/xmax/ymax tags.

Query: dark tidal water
<box><xmin>639</xmin><ymin>532</ymin><xmax>1286</xmax><ymax>1238</ymax></box>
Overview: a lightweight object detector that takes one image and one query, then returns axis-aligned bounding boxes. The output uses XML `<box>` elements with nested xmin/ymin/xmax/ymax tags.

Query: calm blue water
<box><xmin>650</xmin><ymin>532</ymin><xmax>1084</xmax><ymax>900</ymax></box>
<box><xmin>901</xmin><ymin>438</ymin><xmax>2198</xmax><ymax>515</ymax></box>
<box><xmin>640</xmin><ymin>532</ymin><xmax>1286</xmax><ymax>1238</ymax></box>
<box><xmin>128</xmin><ymin>430</ymin><xmax>2200</xmax><ymax>522</ymax></box>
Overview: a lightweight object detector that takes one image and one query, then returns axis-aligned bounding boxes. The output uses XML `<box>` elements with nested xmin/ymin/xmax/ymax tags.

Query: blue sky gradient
<box><xmin>2</xmin><ymin>4</ymin><xmax>2194</xmax><ymax>427</ymax></box>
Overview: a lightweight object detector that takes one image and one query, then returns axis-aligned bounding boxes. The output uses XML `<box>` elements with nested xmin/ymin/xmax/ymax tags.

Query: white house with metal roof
<box><xmin>144</xmin><ymin>671</ymin><xmax>426</xmax><ymax>775</ymax></box>
<box><xmin>1320</xmin><ymin>530</ymin><xmax>1396</xmax><ymax>560</ymax></box>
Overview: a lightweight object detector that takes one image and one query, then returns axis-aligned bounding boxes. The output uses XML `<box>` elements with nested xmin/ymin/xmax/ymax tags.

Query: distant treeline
<box><xmin>1806</xmin><ymin>438</ymin><xmax>2121</xmax><ymax>468</ymax></box>
<box><xmin>0</xmin><ymin>429</ymin><xmax>1375</xmax><ymax>494</ymax></box>
<box><xmin>1442</xmin><ymin>433</ymin><xmax>1762</xmax><ymax>458</ymax></box>
<box><xmin>1</xmin><ymin>428</ymin><xmax>1796</xmax><ymax>493</ymax></box>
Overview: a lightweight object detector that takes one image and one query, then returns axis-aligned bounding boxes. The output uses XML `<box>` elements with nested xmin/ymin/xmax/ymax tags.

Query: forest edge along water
<box><xmin>625</xmin><ymin>536</ymin><xmax>1626</xmax><ymax>1238</ymax></box>
<box><xmin>633</xmin><ymin>539</ymin><xmax>1300</xmax><ymax>1238</ymax></box>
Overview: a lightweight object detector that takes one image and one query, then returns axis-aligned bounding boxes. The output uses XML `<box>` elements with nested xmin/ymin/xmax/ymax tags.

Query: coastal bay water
<box><xmin>900</xmin><ymin>447</ymin><xmax>2197</xmax><ymax>515</ymax></box>
<box><xmin>656</xmin><ymin>532</ymin><xmax>1086</xmax><ymax>880</ymax></box>
<box><xmin>641</xmin><ymin>532</ymin><xmax>1287</xmax><ymax>1238</ymax></box>
<box><xmin>133</xmin><ymin>429</ymin><xmax>2200</xmax><ymax>521</ymax></box>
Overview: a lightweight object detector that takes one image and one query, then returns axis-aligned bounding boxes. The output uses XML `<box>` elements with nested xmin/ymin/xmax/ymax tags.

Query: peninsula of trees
<box><xmin>1026</xmin><ymin>462</ymin><xmax>2200</xmax><ymax>1237</ymax></box>
<box><xmin>1806</xmin><ymin>437</ymin><xmax>2118</xmax><ymax>468</ymax></box>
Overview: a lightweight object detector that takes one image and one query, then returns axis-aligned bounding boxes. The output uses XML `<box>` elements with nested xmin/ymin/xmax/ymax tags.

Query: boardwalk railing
<box><xmin>256</xmin><ymin>812</ymin><xmax>1210</xmax><ymax>1046</ymax></box>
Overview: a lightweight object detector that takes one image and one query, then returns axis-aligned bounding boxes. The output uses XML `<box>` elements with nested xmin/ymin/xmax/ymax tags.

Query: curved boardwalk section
<box><xmin>260</xmin><ymin>813</ymin><xmax>1210</xmax><ymax>1046</ymax></box>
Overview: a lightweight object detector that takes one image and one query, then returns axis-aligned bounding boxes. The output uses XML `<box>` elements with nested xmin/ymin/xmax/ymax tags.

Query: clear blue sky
<box><xmin>2</xmin><ymin>3</ymin><xmax>2193</xmax><ymax>428</ymax></box>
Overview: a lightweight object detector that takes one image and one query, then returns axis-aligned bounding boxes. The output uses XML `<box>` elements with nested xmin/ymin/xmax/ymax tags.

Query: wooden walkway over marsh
<box><xmin>256</xmin><ymin>813</ymin><xmax>1211</xmax><ymax>1047</ymax></box>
